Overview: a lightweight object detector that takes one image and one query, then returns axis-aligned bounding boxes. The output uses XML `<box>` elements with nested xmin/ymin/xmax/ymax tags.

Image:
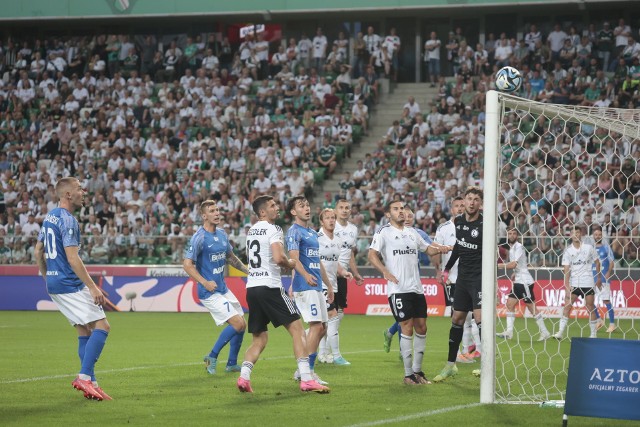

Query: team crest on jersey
<box><xmin>214</xmin><ymin>236</ymin><xmax>219</xmax><ymax>241</ymax></box>
<box><xmin>471</xmin><ymin>229</ymin><xmax>479</xmax><ymax>238</ymax></box>
<box><xmin>398</xmin><ymin>311</ymin><xmax>405</xmax><ymax>319</ymax></box>
<box><xmin>69</xmin><ymin>229</ymin><xmax>73</xmax><ymax>235</ymax></box>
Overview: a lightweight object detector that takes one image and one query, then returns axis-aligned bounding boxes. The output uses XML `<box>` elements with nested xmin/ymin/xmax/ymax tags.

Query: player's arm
<box><xmin>348</xmin><ymin>249</ymin><xmax>363</xmax><ymax>285</ymax></box>
<box><xmin>182</xmin><ymin>258</ymin><xmax>217</xmax><ymax>292</ymax></box>
<box><xmin>367</xmin><ymin>248</ymin><xmax>398</xmax><ymax>284</ymax></box>
<box><xmin>563</xmin><ymin>264</ymin><xmax>571</xmax><ymax>290</ymax></box>
<box><xmin>34</xmin><ymin>241</ymin><xmax>47</xmax><ymax>279</ymax></box>
<box><xmin>226</xmin><ymin>251</ymin><xmax>249</xmax><ymax>275</ymax></box>
<box><xmin>337</xmin><ymin>264</ymin><xmax>353</xmax><ymax>280</ymax></box>
<box><xmin>497</xmin><ymin>260</ymin><xmax>517</xmax><ymax>269</ymax></box>
<box><xmin>64</xmin><ymin>246</ymin><xmax>104</xmax><ymax>305</ymax></box>
<box><xmin>593</xmin><ymin>258</ymin><xmax>602</xmax><ymax>289</ymax></box>
<box><xmin>425</xmin><ymin>241</ymin><xmax>452</xmax><ymax>256</ymax></box>
<box><xmin>288</xmin><ymin>249</ymin><xmax>317</xmax><ymax>286</ymax></box>
<box><xmin>320</xmin><ymin>262</ymin><xmax>334</xmax><ymax>302</ymax></box>
<box><xmin>605</xmin><ymin>249</ymin><xmax>614</xmax><ymax>281</ymax></box>
<box><xmin>271</xmin><ymin>242</ymin><xmax>296</xmax><ymax>270</ymax></box>
<box><xmin>442</xmin><ymin>244</ymin><xmax>459</xmax><ymax>283</ymax></box>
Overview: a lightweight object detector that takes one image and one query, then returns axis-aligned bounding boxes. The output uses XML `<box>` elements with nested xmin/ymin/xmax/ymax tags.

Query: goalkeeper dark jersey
<box><xmin>445</xmin><ymin>213</ymin><xmax>483</xmax><ymax>284</ymax></box>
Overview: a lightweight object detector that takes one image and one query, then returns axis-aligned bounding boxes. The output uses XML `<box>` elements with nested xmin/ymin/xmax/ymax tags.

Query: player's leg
<box><xmin>336</xmin><ymin>276</ymin><xmax>347</xmax><ymax>330</ymax></box>
<box><xmin>600</xmin><ymin>282</ymin><xmax>616</xmax><ymax>332</ymax></box>
<box><xmin>585</xmin><ymin>290</ymin><xmax>597</xmax><ymax>338</ymax></box>
<box><xmin>78</xmin><ymin>317</ymin><xmax>111</xmax><ymax>400</ymax></box>
<box><xmin>201</xmin><ymin>293</ymin><xmax>245</xmax><ymax>374</ymax></box>
<box><xmin>327</xmin><ymin>307</ymin><xmax>349</xmax><ymax>365</ymax></box>
<box><xmin>456</xmin><ymin>312</ymin><xmax>476</xmax><ymax>363</ymax></box>
<box><xmin>285</xmin><ymin>319</ymin><xmax>330</xmax><ymax>393</ymax></box>
<box><xmin>497</xmin><ymin>296</ymin><xmax>518</xmax><ymax>339</ymax></box>
<box><xmin>237</xmin><ymin>287</ymin><xmax>272</xmax><ymax>392</ymax></box>
<box><xmin>434</xmin><ymin>286</ymin><xmax>470</xmax><ymax>382</ymax></box>
<box><xmin>383</xmin><ymin>321</ymin><xmax>399</xmax><ymax>353</ymax></box>
<box><xmin>238</xmin><ymin>331</ymin><xmax>267</xmax><ymax>393</ymax></box>
<box><xmin>523</xmin><ymin>284</ymin><xmax>550</xmax><ymax>340</ymax></box>
<box><xmin>223</xmin><ymin>292</ymin><xmax>247</xmax><ymax>371</ymax></box>
<box><xmin>318</xmin><ymin>289</ymin><xmax>333</xmax><ymax>363</ymax></box>
<box><xmin>555</xmin><ymin>291</ymin><xmax>578</xmax><ymax>339</ymax></box>
<box><xmin>411</xmin><ymin>297</ymin><xmax>430</xmax><ymax>384</ymax></box>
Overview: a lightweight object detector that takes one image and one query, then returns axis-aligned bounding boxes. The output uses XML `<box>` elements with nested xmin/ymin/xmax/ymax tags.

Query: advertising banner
<box><xmin>565</xmin><ymin>338</ymin><xmax>640</xmax><ymax>421</ymax></box>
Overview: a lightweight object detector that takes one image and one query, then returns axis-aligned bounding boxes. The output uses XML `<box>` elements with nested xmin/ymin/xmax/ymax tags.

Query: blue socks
<box><xmin>210</xmin><ymin>324</ymin><xmax>238</xmax><ymax>359</ymax></box>
<box><xmin>606</xmin><ymin>303</ymin><xmax>615</xmax><ymax>324</ymax></box>
<box><xmin>227</xmin><ymin>331</ymin><xmax>245</xmax><ymax>366</ymax></box>
<box><xmin>389</xmin><ymin>322</ymin><xmax>399</xmax><ymax>336</ymax></box>
<box><xmin>80</xmin><ymin>329</ymin><xmax>108</xmax><ymax>379</ymax></box>
<box><xmin>594</xmin><ymin>307</ymin><xmax>601</xmax><ymax>319</ymax></box>
<box><xmin>77</xmin><ymin>336</ymin><xmax>95</xmax><ymax>381</ymax></box>
<box><xmin>309</xmin><ymin>352</ymin><xmax>317</xmax><ymax>370</ymax></box>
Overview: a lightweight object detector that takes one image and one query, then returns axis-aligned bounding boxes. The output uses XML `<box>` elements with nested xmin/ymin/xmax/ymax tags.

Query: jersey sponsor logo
<box><xmin>247</xmin><ymin>228</ymin><xmax>267</xmax><ymax>236</ymax></box>
<box><xmin>46</xmin><ymin>270</ymin><xmax>59</xmax><ymax>276</ymax></box>
<box><xmin>212</xmin><ymin>266</ymin><xmax>225</xmax><ymax>275</ymax></box>
<box><xmin>457</xmin><ymin>239</ymin><xmax>478</xmax><ymax>249</ymax></box>
<box><xmin>392</xmin><ymin>248</ymin><xmax>417</xmax><ymax>256</ymax></box>
<box><xmin>210</xmin><ymin>252</ymin><xmax>226</xmax><ymax>262</ymax></box>
<box><xmin>308</xmin><ymin>262</ymin><xmax>320</xmax><ymax>269</ymax></box>
<box><xmin>44</xmin><ymin>214</ymin><xmax>60</xmax><ymax>225</ymax></box>
<box><xmin>306</xmin><ymin>248</ymin><xmax>319</xmax><ymax>258</ymax></box>
<box><xmin>249</xmin><ymin>271</ymin><xmax>269</xmax><ymax>277</ymax></box>
<box><xmin>321</xmin><ymin>255</ymin><xmax>338</xmax><ymax>262</ymax></box>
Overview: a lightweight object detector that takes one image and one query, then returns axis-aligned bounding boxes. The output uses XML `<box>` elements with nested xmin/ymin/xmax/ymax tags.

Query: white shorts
<box><xmin>50</xmin><ymin>286</ymin><xmax>106</xmax><ymax>326</ymax></box>
<box><xmin>200</xmin><ymin>290</ymin><xmax>244</xmax><ymax>326</ymax></box>
<box><xmin>597</xmin><ymin>281</ymin><xmax>611</xmax><ymax>301</ymax></box>
<box><xmin>294</xmin><ymin>290</ymin><xmax>328</xmax><ymax>323</ymax></box>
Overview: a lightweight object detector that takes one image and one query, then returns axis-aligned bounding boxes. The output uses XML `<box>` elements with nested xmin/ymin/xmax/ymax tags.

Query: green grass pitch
<box><xmin>0</xmin><ymin>312</ymin><xmax>636</xmax><ymax>426</ymax></box>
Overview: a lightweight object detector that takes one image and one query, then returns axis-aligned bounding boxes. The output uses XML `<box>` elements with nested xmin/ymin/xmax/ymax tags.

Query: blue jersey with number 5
<box><xmin>37</xmin><ymin>207</ymin><xmax>83</xmax><ymax>294</ymax></box>
<box><xmin>185</xmin><ymin>226</ymin><xmax>231</xmax><ymax>299</ymax></box>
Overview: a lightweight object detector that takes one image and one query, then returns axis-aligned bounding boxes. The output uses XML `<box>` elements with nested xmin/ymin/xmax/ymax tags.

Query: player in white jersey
<box><xmin>553</xmin><ymin>227</ymin><xmax>601</xmax><ymax>340</ymax></box>
<box><xmin>496</xmin><ymin>229</ymin><xmax>550</xmax><ymax>341</ymax></box>
<box><xmin>334</xmin><ymin>199</ymin><xmax>364</xmax><ymax>311</ymax></box>
<box><xmin>369</xmin><ymin>200</ymin><xmax>452</xmax><ymax>385</ymax></box>
<box><xmin>317</xmin><ymin>208</ymin><xmax>353</xmax><ymax>365</ymax></box>
<box><xmin>237</xmin><ymin>195</ymin><xmax>329</xmax><ymax>394</ymax></box>
<box><xmin>432</xmin><ymin>196</ymin><xmax>479</xmax><ymax>363</ymax></box>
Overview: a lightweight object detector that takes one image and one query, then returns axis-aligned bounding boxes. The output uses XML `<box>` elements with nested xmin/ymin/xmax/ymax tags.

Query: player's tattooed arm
<box><xmin>227</xmin><ymin>251</ymin><xmax>249</xmax><ymax>275</ymax></box>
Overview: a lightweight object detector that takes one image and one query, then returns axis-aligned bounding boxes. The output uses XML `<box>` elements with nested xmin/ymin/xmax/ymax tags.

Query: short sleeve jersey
<box><xmin>287</xmin><ymin>223</ymin><xmax>322</xmax><ymax>293</ymax></box>
<box><xmin>334</xmin><ymin>221</ymin><xmax>358</xmax><ymax>268</ymax></box>
<box><xmin>450</xmin><ymin>214</ymin><xmax>483</xmax><ymax>284</ymax></box>
<box><xmin>318</xmin><ymin>228</ymin><xmax>342</xmax><ymax>292</ymax></box>
<box><xmin>592</xmin><ymin>243</ymin><xmax>614</xmax><ymax>283</ymax></box>
<box><xmin>434</xmin><ymin>220</ymin><xmax>459</xmax><ymax>283</ymax></box>
<box><xmin>38</xmin><ymin>207</ymin><xmax>83</xmax><ymax>294</ymax></box>
<box><xmin>562</xmin><ymin>243</ymin><xmax>598</xmax><ymax>288</ymax></box>
<box><xmin>369</xmin><ymin>224</ymin><xmax>430</xmax><ymax>296</ymax></box>
<box><xmin>509</xmin><ymin>241</ymin><xmax>534</xmax><ymax>285</ymax></box>
<box><xmin>245</xmin><ymin>221</ymin><xmax>285</xmax><ymax>289</ymax></box>
<box><xmin>184</xmin><ymin>226</ymin><xmax>231</xmax><ymax>299</ymax></box>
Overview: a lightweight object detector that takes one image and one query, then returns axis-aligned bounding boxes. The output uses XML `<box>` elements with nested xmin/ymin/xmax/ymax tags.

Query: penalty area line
<box><xmin>344</xmin><ymin>403</ymin><xmax>484</xmax><ymax>427</ymax></box>
<box><xmin>0</xmin><ymin>349</ymin><xmax>385</xmax><ymax>384</ymax></box>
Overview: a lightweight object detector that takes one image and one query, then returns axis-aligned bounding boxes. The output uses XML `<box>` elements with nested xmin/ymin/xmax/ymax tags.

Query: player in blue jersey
<box><xmin>591</xmin><ymin>227</ymin><xmax>617</xmax><ymax>333</ymax></box>
<box><xmin>183</xmin><ymin>200</ymin><xmax>249</xmax><ymax>375</ymax></box>
<box><xmin>286</xmin><ymin>196</ymin><xmax>334</xmax><ymax>386</ymax></box>
<box><xmin>34</xmin><ymin>177</ymin><xmax>111</xmax><ymax>401</ymax></box>
<box><xmin>383</xmin><ymin>206</ymin><xmax>432</xmax><ymax>356</ymax></box>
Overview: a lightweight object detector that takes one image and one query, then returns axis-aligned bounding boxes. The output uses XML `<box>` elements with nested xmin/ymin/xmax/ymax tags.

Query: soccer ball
<box><xmin>495</xmin><ymin>66</ymin><xmax>522</xmax><ymax>93</ymax></box>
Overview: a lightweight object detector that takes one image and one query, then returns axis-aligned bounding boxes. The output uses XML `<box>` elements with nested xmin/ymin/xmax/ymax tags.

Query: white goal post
<box><xmin>481</xmin><ymin>90</ymin><xmax>640</xmax><ymax>404</ymax></box>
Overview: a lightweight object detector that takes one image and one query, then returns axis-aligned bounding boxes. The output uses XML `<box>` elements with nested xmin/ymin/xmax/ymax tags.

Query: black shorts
<box><xmin>336</xmin><ymin>276</ymin><xmax>348</xmax><ymax>309</ymax></box>
<box><xmin>453</xmin><ymin>280</ymin><xmax>482</xmax><ymax>312</ymax></box>
<box><xmin>572</xmin><ymin>287</ymin><xmax>595</xmax><ymax>297</ymax></box>
<box><xmin>246</xmin><ymin>286</ymin><xmax>300</xmax><ymax>334</ymax></box>
<box><xmin>323</xmin><ymin>288</ymin><xmax>337</xmax><ymax>312</ymax></box>
<box><xmin>508</xmin><ymin>283</ymin><xmax>536</xmax><ymax>303</ymax></box>
<box><xmin>388</xmin><ymin>292</ymin><xmax>428</xmax><ymax>322</ymax></box>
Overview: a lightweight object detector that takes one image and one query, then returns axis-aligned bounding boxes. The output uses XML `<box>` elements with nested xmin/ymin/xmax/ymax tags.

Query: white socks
<box><xmin>297</xmin><ymin>357</ymin><xmax>312</xmax><ymax>382</ymax></box>
<box><xmin>412</xmin><ymin>333</ymin><xmax>426</xmax><ymax>373</ymax></box>
<box><xmin>400</xmin><ymin>334</ymin><xmax>413</xmax><ymax>376</ymax></box>
<box><xmin>328</xmin><ymin>316</ymin><xmax>341</xmax><ymax>358</ymax></box>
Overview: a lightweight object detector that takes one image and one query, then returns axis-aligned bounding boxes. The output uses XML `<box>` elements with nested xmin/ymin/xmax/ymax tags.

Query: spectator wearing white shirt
<box><xmin>424</xmin><ymin>31</ymin><xmax>441</xmax><ymax>87</ymax></box>
<box><xmin>403</xmin><ymin>96</ymin><xmax>421</xmax><ymax>119</ymax></box>
<box><xmin>383</xmin><ymin>27</ymin><xmax>401</xmax><ymax>81</ymax></box>
<box><xmin>547</xmin><ymin>24</ymin><xmax>568</xmax><ymax>61</ymax></box>
<box><xmin>312</xmin><ymin>27</ymin><xmax>328</xmax><ymax>72</ymax></box>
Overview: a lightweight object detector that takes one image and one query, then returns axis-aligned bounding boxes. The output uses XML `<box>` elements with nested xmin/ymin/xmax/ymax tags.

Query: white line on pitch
<box><xmin>0</xmin><ymin>349</ymin><xmax>387</xmax><ymax>384</ymax></box>
<box><xmin>344</xmin><ymin>403</ymin><xmax>484</xmax><ymax>427</ymax></box>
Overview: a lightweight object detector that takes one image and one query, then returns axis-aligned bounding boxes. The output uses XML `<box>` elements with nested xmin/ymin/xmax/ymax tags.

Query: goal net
<box><xmin>481</xmin><ymin>90</ymin><xmax>640</xmax><ymax>404</ymax></box>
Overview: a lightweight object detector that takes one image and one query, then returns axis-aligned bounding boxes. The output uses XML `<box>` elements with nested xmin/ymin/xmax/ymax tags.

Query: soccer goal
<box><xmin>481</xmin><ymin>90</ymin><xmax>640</xmax><ymax>404</ymax></box>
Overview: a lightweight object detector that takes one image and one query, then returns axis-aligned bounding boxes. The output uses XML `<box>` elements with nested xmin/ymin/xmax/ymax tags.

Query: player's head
<box><xmin>335</xmin><ymin>199</ymin><xmax>351</xmax><ymax>221</ymax></box>
<box><xmin>287</xmin><ymin>196</ymin><xmax>310</xmax><ymax>222</ymax></box>
<box><xmin>200</xmin><ymin>200</ymin><xmax>220</xmax><ymax>226</ymax></box>
<box><xmin>507</xmin><ymin>228</ymin><xmax>519</xmax><ymax>244</ymax></box>
<box><xmin>404</xmin><ymin>205</ymin><xmax>415</xmax><ymax>227</ymax></box>
<box><xmin>385</xmin><ymin>199</ymin><xmax>405</xmax><ymax>226</ymax></box>
<box><xmin>464</xmin><ymin>186</ymin><xmax>483</xmax><ymax>216</ymax></box>
<box><xmin>592</xmin><ymin>226</ymin><xmax>603</xmax><ymax>244</ymax></box>
<box><xmin>320</xmin><ymin>208</ymin><xmax>337</xmax><ymax>232</ymax></box>
<box><xmin>571</xmin><ymin>226</ymin><xmax>582</xmax><ymax>244</ymax></box>
<box><xmin>55</xmin><ymin>177</ymin><xmax>85</xmax><ymax>209</ymax></box>
<box><xmin>451</xmin><ymin>196</ymin><xmax>464</xmax><ymax>216</ymax></box>
<box><xmin>253</xmin><ymin>195</ymin><xmax>277</xmax><ymax>221</ymax></box>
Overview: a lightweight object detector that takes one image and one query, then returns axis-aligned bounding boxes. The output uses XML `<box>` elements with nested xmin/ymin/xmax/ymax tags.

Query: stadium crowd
<box><xmin>0</xmin><ymin>20</ymin><xmax>638</xmax><ymax>268</ymax></box>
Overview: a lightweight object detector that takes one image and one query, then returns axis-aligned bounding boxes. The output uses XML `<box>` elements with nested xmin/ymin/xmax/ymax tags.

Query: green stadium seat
<box><xmin>111</xmin><ymin>257</ymin><xmax>127</xmax><ymax>265</ymax></box>
<box><xmin>336</xmin><ymin>145</ymin><xmax>345</xmax><ymax>161</ymax></box>
<box><xmin>143</xmin><ymin>256</ymin><xmax>160</xmax><ymax>265</ymax></box>
<box><xmin>129</xmin><ymin>257</ymin><xmax>143</xmax><ymax>265</ymax></box>
<box><xmin>313</xmin><ymin>168</ymin><xmax>326</xmax><ymax>185</ymax></box>
<box><xmin>160</xmin><ymin>257</ymin><xmax>174</xmax><ymax>265</ymax></box>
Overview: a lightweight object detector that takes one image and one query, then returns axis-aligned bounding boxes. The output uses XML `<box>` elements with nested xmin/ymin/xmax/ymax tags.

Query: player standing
<box><xmin>237</xmin><ymin>195</ymin><xmax>328</xmax><ymax>393</ymax></box>
<box><xmin>496</xmin><ymin>228</ymin><xmax>551</xmax><ymax>341</ymax></box>
<box><xmin>591</xmin><ymin>226</ymin><xmax>616</xmax><ymax>333</ymax></box>
<box><xmin>183</xmin><ymin>200</ymin><xmax>248</xmax><ymax>375</ymax></box>
<box><xmin>286</xmin><ymin>196</ymin><xmax>335</xmax><ymax>385</ymax></box>
<box><xmin>553</xmin><ymin>227</ymin><xmax>601</xmax><ymax>339</ymax></box>
<box><xmin>34</xmin><ymin>177</ymin><xmax>111</xmax><ymax>401</ymax></box>
<box><xmin>368</xmin><ymin>200</ymin><xmax>452</xmax><ymax>385</ymax></box>
<box><xmin>382</xmin><ymin>206</ymin><xmax>431</xmax><ymax>355</ymax></box>
<box><xmin>431</xmin><ymin>197</ymin><xmax>479</xmax><ymax>363</ymax></box>
<box><xmin>333</xmin><ymin>200</ymin><xmax>364</xmax><ymax>343</ymax></box>
<box><xmin>433</xmin><ymin>187</ymin><xmax>484</xmax><ymax>382</ymax></box>
<box><xmin>317</xmin><ymin>208</ymin><xmax>353</xmax><ymax>365</ymax></box>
